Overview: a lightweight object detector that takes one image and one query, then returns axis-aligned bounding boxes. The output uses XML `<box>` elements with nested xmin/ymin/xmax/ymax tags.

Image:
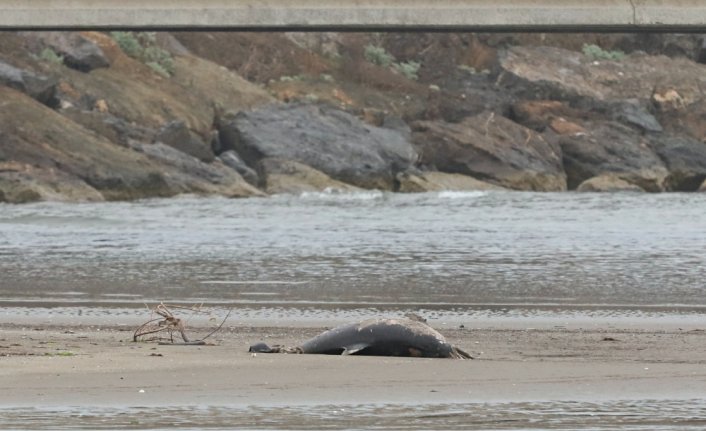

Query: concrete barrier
<box><xmin>0</xmin><ymin>0</ymin><xmax>705</xmax><ymax>30</ymax></box>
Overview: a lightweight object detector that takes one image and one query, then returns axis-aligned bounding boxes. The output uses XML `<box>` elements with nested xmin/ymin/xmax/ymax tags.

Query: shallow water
<box><xmin>1</xmin><ymin>191</ymin><xmax>705</xmax><ymax>307</ymax></box>
<box><xmin>2</xmin><ymin>399</ymin><xmax>706</xmax><ymax>430</ymax></box>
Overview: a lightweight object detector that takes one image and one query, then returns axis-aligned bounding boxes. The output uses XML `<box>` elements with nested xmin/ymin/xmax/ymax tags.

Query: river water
<box><xmin>2</xmin><ymin>190</ymin><xmax>706</xmax><ymax>430</ymax></box>
<box><xmin>0</xmin><ymin>190</ymin><xmax>704</xmax><ymax>308</ymax></box>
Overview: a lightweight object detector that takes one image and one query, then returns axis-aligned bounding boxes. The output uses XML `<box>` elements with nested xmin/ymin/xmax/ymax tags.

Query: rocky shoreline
<box><xmin>2</xmin><ymin>32</ymin><xmax>706</xmax><ymax>203</ymax></box>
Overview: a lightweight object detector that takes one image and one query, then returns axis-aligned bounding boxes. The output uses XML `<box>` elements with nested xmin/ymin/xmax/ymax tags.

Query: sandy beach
<box><xmin>2</xmin><ymin>318</ymin><xmax>705</xmax><ymax>411</ymax></box>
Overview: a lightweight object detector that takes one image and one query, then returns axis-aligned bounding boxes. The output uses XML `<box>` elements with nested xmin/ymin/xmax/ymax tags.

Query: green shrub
<box><xmin>582</xmin><ymin>43</ymin><xmax>625</xmax><ymax>61</ymax></box>
<box><xmin>38</xmin><ymin>48</ymin><xmax>64</xmax><ymax>64</ymax></box>
<box><xmin>145</xmin><ymin>61</ymin><xmax>170</xmax><ymax>78</ymax></box>
<box><xmin>394</xmin><ymin>61</ymin><xmax>420</xmax><ymax>80</ymax></box>
<box><xmin>364</xmin><ymin>44</ymin><xmax>395</xmax><ymax>68</ymax></box>
<box><xmin>143</xmin><ymin>45</ymin><xmax>175</xmax><ymax>75</ymax></box>
<box><xmin>364</xmin><ymin>44</ymin><xmax>421</xmax><ymax>81</ymax></box>
<box><xmin>110</xmin><ymin>31</ymin><xmax>175</xmax><ymax>77</ymax></box>
<box><xmin>110</xmin><ymin>31</ymin><xmax>143</xmax><ymax>58</ymax></box>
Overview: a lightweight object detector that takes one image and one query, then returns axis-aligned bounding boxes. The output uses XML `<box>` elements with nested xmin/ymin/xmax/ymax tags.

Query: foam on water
<box><xmin>436</xmin><ymin>190</ymin><xmax>488</xmax><ymax>199</ymax></box>
<box><xmin>295</xmin><ymin>188</ymin><xmax>385</xmax><ymax>201</ymax></box>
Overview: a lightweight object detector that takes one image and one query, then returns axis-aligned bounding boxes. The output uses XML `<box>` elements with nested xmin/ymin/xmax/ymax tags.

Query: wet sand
<box><xmin>2</xmin><ymin>319</ymin><xmax>706</xmax><ymax>410</ymax></box>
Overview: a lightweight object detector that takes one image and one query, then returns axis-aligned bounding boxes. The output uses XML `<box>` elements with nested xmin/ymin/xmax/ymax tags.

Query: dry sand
<box><xmin>2</xmin><ymin>320</ymin><xmax>706</xmax><ymax>409</ymax></box>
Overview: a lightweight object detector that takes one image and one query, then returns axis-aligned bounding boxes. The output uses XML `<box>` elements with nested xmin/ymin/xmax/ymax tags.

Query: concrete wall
<box><xmin>1</xmin><ymin>0</ymin><xmax>705</xmax><ymax>30</ymax></box>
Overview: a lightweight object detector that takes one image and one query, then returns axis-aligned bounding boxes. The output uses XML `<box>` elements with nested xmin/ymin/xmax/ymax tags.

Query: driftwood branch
<box><xmin>133</xmin><ymin>302</ymin><xmax>232</xmax><ymax>345</ymax></box>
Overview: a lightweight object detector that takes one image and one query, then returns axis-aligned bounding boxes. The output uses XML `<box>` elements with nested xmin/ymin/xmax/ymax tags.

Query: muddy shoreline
<box><xmin>2</xmin><ymin>317</ymin><xmax>705</xmax><ymax>409</ymax></box>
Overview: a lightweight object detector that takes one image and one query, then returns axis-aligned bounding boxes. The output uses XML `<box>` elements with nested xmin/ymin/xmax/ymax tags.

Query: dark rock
<box><xmin>129</xmin><ymin>141</ymin><xmax>261</xmax><ymax>197</ymax></box>
<box><xmin>412</xmin><ymin>112</ymin><xmax>566</xmax><ymax>191</ymax></box>
<box><xmin>218</xmin><ymin>103</ymin><xmax>418</xmax><ymax>190</ymax></box>
<box><xmin>610</xmin><ymin>99</ymin><xmax>662</xmax><ymax>133</ymax></box>
<box><xmin>219</xmin><ymin>150</ymin><xmax>259</xmax><ymax>186</ymax></box>
<box><xmin>650</xmin><ymin>136</ymin><xmax>706</xmax><ymax>191</ymax></box>
<box><xmin>155</xmin><ymin>120</ymin><xmax>214</xmax><ymax>163</ymax></box>
<box><xmin>24</xmin><ymin>32</ymin><xmax>110</xmax><ymax>72</ymax></box>
<box><xmin>558</xmin><ymin>121</ymin><xmax>668</xmax><ymax>192</ymax></box>
<box><xmin>381</xmin><ymin>115</ymin><xmax>412</xmax><ymax>140</ymax></box>
<box><xmin>0</xmin><ymin>59</ymin><xmax>57</xmax><ymax>106</ymax></box>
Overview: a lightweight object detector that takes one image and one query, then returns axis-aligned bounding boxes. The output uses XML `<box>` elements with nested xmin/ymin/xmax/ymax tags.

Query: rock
<box><xmin>24</xmin><ymin>31</ymin><xmax>110</xmax><ymax>72</ymax></box>
<box><xmin>412</xmin><ymin>112</ymin><xmax>566</xmax><ymax>191</ymax></box>
<box><xmin>498</xmin><ymin>45</ymin><xmax>706</xmax><ymax>109</ymax></box>
<box><xmin>549</xmin><ymin>118</ymin><xmax>586</xmax><ymax>135</ymax></box>
<box><xmin>558</xmin><ymin>121</ymin><xmax>668</xmax><ymax>192</ymax></box>
<box><xmin>396</xmin><ymin>171</ymin><xmax>505</xmax><ymax>193</ymax></box>
<box><xmin>219</xmin><ymin>150</ymin><xmax>259</xmax><ymax>186</ymax></box>
<box><xmin>218</xmin><ymin>103</ymin><xmax>418</xmax><ymax>190</ymax></box>
<box><xmin>129</xmin><ymin>142</ymin><xmax>262</xmax><ymax>198</ymax></box>
<box><xmin>610</xmin><ymin>99</ymin><xmax>662</xmax><ymax>133</ymax></box>
<box><xmin>511</xmin><ymin>100</ymin><xmax>573</xmax><ymax>131</ymax></box>
<box><xmin>0</xmin><ymin>162</ymin><xmax>104</xmax><ymax>203</ymax></box>
<box><xmin>61</xmin><ymin>109</ymin><xmax>156</xmax><ymax>147</ymax></box>
<box><xmin>155</xmin><ymin>120</ymin><xmax>214</xmax><ymax>163</ymax></box>
<box><xmin>0</xmin><ymin>86</ymin><xmax>180</xmax><ymax>201</ymax></box>
<box><xmin>58</xmin><ymin>53</ymin><xmax>273</xmax><ymax>139</ymax></box>
<box><xmin>657</xmin><ymin>98</ymin><xmax>706</xmax><ymax>142</ymax></box>
<box><xmin>258</xmin><ymin>157</ymin><xmax>360</xmax><ymax>194</ymax></box>
<box><xmin>699</xmin><ymin>178</ymin><xmax>706</xmax><ymax>192</ymax></box>
<box><xmin>576</xmin><ymin>175</ymin><xmax>645</xmax><ymax>193</ymax></box>
<box><xmin>0</xmin><ymin>59</ymin><xmax>57</xmax><ymax>106</ymax></box>
<box><xmin>650</xmin><ymin>136</ymin><xmax>706</xmax><ymax>191</ymax></box>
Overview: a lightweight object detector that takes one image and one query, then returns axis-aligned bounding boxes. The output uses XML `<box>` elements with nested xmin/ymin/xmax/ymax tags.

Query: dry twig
<box><xmin>133</xmin><ymin>302</ymin><xmax>231</xmax><ymax>345</ymax></box>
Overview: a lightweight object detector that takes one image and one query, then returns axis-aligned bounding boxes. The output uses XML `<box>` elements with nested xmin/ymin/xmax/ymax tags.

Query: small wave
<box><xmin>436</xmin><ymin>190</ymin><xmax>488</xmax><ymax>199</ymax></box>
<box><xmin>297</xmin><ymin>188</ymin><xmax>385</xmax><ymax>201</ymax></box>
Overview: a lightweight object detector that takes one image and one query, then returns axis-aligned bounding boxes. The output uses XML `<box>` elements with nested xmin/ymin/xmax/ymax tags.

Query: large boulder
<box><xmin>558</xmin><ymin>121</ymin><xmax>668</xmax><ymax>192</ymax></box>
<box><xmin>155</xmin><ymin>120</ymin><xmax>214</xmax><ymax>163</ymax></box>
<box><xmin>0</xmin><ymin>87</ymin><xmax>174</xmax><ymax>201</ymax></box>
<box><xmin>0</xmin><ymin>86</ymin><xmax>262</xmax><ymax>202</ymax></box>
<box><xmin>650</xmin><ymin>136</ymin><xmax>706</xmax><ymax>191</ymax></box>
<box><xmin>411</xmin><ymin>112</ymin><xmax>566</xmax><ymax>191</ymax></box>
<box><xmin>0</xmin><ymin>59</ymin><xmax>57</xmax><ymax>106</ymax></box>
<box><xmin>257</xmin><ymin>157</ymin><xmax>360</xmax><ymax>195</ymax></box>
<box><xmin>218</xmin><ymin>103</ymin><xmax>418</xmax><ymax>190</ymax></box>
<box><xmin>0</xmin><ymin>162</ymin><xmax>104</xmax><ymax>203</ymax></box>
<box><xmin>129</xmin><ymin>142</ymin><xmax>262</xmax><ymax>198</ymax></box>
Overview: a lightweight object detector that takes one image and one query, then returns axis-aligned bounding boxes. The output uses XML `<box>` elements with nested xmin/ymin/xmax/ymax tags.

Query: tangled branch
<box><xmin>133</xmin><ymin>302</ymin><xmax>232</xmax><ymax>345</ymax></box>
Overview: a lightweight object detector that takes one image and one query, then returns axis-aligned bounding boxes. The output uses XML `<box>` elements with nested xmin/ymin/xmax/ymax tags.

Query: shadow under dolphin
<box><xmin>249</xmin><ymin>317</ymin><xmax>472</xmax><ymax>359</ymax></box>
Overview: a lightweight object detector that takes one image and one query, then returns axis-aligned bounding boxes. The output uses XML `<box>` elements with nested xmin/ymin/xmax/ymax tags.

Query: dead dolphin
<box><xmin>249</xmin><ymin>317</ymin><xmax>472</xmax><ymax>359</ymax></box>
